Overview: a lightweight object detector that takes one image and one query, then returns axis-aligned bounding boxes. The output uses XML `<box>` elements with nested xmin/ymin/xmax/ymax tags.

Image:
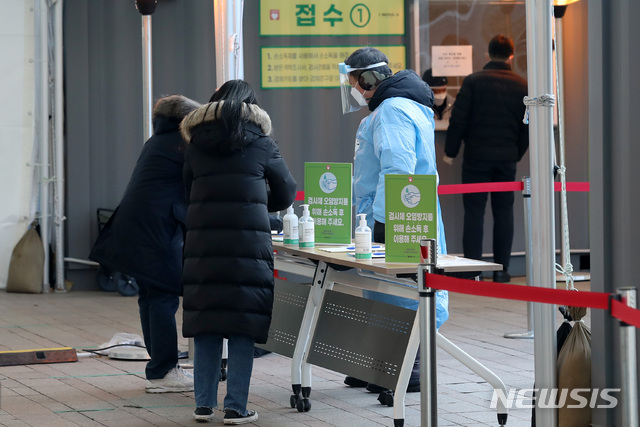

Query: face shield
<box><xmin>339</xmin><ymin>62</ymin><xmax>388</xmax><ymax>114</ymax></box>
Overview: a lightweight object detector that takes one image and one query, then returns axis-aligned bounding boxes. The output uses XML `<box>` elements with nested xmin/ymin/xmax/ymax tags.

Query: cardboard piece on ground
<box><xmin>0</xmin><ymin>347</ymin><xmax>78</xmax><ymax>366</ymax></box>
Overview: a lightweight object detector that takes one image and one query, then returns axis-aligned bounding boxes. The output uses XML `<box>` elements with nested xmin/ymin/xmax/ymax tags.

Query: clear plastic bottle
<box><xmin>298</xmin><ymin>204</ymin><xmax>315</xmax><ymax>248</ymax></box>
<box><xmin>355</xmin><ymin>213</ymin><xmax>372</xmax><ymax>259</ymax></box>
<box><xmin>283</xmin><ymin>205</ymin><xmax>299</xmax><ymax>247</ymax></box>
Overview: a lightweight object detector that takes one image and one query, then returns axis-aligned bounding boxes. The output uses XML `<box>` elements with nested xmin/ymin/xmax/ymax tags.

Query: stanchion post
<box><xmin>618</xmin><ymin>287</ymin><xmax>638</xmax><ymax>427</ymax></box>
<box><xmin>419</xmin><ymin>238</ymin><xmax>438</xmax><ymax>427</ymax></box>
<box><xmin>505</xmin><ymin>176</ymin><xmax>534</xmax><ymax>339</ymax></box>
<box><xmin>134</xmin><ymin>0</ymin><xmax>157</xmax><ymax>142</ymax></box>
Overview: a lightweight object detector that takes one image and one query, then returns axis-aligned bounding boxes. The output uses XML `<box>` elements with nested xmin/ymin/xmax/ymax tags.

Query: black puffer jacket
<box><xmin>180</xmin><ymin>101</ymin><xmax>297</xmax><ymax>343</ymax></box>
<box><xmin>368</xmin><ymin>69</ymin><xmax>434</xmax><ymax>111</ymax></box>
<box><xmin>89</xmin><ymin>95</ymin><xmax>200</xmax><ymax>293</ymax></box>
<box><xmin>445</xmin><ymin>61</ymin><xmax>529</xmax><ymax>162</ymax></box>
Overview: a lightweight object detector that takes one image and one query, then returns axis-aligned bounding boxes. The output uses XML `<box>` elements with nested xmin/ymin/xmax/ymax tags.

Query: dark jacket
<box><xmin>368</xmin><ymin>69</ymin><xmax>434</xmax><ymax>111</ymax></box>
<box><xmin>445</xmin><ymin>61</ymin><xmax>529</xmax><ymax>162</ymax></box>
<box><xmin>89</xmin><ymin>95</ymin><xmax>201</xmax><ymax>293</ymax></box>
<box><xmin>180</xmin><ymin>101</ymin><xmax>297</xmax><ymax>343</ymax></box>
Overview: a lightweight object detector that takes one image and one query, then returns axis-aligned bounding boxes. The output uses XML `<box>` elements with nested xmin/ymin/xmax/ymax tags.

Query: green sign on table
<box><xmin>384</xmin><ymin>175</ymin><xmax>438</xmax><ymax>262</ymax></box>
<box><xmin>304</xmin><ymin>162</ymin><xmax>352</xmax><ymax>244</ymax></box>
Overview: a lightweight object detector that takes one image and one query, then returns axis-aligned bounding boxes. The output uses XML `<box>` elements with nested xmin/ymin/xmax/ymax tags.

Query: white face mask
<box><xmin>350</xmin><ymin>85</ymin><xmax>368</xmax><ymax>107</ymax></box>
<box><xmin>433</xmin><ymin>92</ymin><xmax>447</xmax><ymax>102</ymax></box>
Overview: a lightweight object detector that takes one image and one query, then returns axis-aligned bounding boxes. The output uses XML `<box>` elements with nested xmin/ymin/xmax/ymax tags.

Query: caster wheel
<box><xmin>290</xmin><ymin>394</ymin><xmax>301</xmax><ymax>408</ymax></box>
<box><xmin>296</xmin><ymin>398</ymin><xmax>311</xmax><ymax>412</ymax></box>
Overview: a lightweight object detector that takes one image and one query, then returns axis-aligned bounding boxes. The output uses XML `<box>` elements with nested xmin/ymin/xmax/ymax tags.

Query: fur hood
<box><xmin>152</xmin><ymin>95</ymin><xmax>201</xmax><ymax>135</ymax></box>
<box><xmin>180</xmin><ymin>101</ymin><xmax>272</xmax><ymax>144</ymax></box>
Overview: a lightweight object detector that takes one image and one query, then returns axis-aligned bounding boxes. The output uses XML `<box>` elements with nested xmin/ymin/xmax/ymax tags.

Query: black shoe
<box><xmin>344</xmin><ymin>376</ymin><xmax>368</xmax><ymax>387</ymax></box>
<box><xmin>365</xmin><ymin>383</ymin><xmax>389</xmax><ymax>394</ymax></box>
<box><xmin>378</xmin><ymin>390</ymin><xmax>394</xmax><ymax>407</ymax></box>
<box><xmin>366</xmin><ymin>378</ymin><xmax>419</xmax><ymax>394</ymax></box>
<box><xmin>493</xmin><ymin>270</ymin><xmax>511</xmax><ymax>283</ymax></box>
<box><xmin>223</xmin><ymin>409</ymin><xmax>258</xmax><ymax>425</ymax></box>
<box><xmin>194</xmin><ymin>407</ymin><xmax>214</xmax><ymax>422</ymax></box>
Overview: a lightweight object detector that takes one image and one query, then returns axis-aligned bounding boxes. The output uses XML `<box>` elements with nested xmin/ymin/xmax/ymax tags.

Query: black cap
<box><xmin>422</xmin><ymin>69</ymin><xmax>448</xmax><ymax>88</ymax></box>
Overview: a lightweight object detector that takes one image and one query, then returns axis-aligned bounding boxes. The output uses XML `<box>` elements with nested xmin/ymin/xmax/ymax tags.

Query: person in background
<box><xmin>444</xmin><ymin>35</ymin><xmax>529</xmax><ymax>283</ymax></box>
<box><xmin>422</xmin><ymin>68</ymin><xmax>455</xmax><ymax>130</ymax></box>
<box><xmin>180</xmin><ymin>80</ymin><xmax>297</xmax><ymax>424</ymax></box>
<box><xmin>339</xmin><ymin>47</ymin><xmax>449</xmax><ymax>403</ymax></box>
<box><xmin>90</xmin><ymin>94</ymin><xmax>201</xmax><ymax>393</ymax></box>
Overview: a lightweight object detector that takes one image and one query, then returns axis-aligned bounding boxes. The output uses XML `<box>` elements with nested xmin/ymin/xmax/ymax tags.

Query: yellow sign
<box><xmin>261</xmin><ymin>45</ymin><xmax>406</xmax><ymax>89</ymax></box>
<box><xmin>260</xmin><ymin>0</ymin><xmax>405</xmax><ymax>36</ymax></box>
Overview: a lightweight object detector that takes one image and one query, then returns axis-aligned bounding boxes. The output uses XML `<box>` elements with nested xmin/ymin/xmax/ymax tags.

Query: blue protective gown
<box><xmin>353</xmin><ymin>69</ymin><xmax>449</xmax><ymax>328</ymax></box>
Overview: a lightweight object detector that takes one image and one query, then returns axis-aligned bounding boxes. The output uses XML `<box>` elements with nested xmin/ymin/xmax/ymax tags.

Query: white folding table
<box><xmin>269</xmin><ymin>242</ymin><xmax>510</xmax><ymax>427</ymax></box>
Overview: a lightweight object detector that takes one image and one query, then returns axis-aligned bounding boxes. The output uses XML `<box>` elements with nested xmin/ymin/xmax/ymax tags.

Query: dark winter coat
<box><xmin>89</xmin><ymin>95</ymin><xmax>201</xmax><ymax>293</ymax></box>
<box><xmin>180</xmin><ymin>101</ymin><xmax>297</xmax><ymax>343</ymax></box>
<box><xmin>445</xmin><ymin>61</ymin><xmax>529</xmax><ymax>162</ymax></box>
<box><xmin>368</xmin><ymin>69</ymin><xmax>434</xmax><ymax>111</ymax></box>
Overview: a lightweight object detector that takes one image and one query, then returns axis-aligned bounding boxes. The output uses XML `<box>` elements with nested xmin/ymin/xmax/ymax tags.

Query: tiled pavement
<box><xmin>0</xmin><ymin>278</ymin><xmax>590</xmax><ymax>426</ymax></box>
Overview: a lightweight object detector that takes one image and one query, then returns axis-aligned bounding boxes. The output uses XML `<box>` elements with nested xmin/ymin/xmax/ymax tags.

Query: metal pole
<box><xmin>411</xmin><ymin>0</ymin><xmax>420</xmax><ymax>73</ymax></box>
<box><xmin>229</xmin><ymin>0</ymin><xmax>244</xmax><ymax>80</ymax></box>
<box><xmin>214</xmin><ymin>0</ymin><xmax>245</xmax><ymax>86</ymax></box>
<box><xmin>54</xmin><ymin>0</ymin><xmax>66</xmax><ymax>292</ymax></box>
<box><xmin>37</xmin><ymin>0</ymin><xmax>50</xmax><ymax>293</ymax></box>
<box><xmin>555</xmin><ymin>12</ymin><xmax>569</xmax><ymax>281</ymax></box>
<box><xmin>419</xmin><ymin>238</ymin><xmax>437</xmax><ymax>427</ymax></box>
<box><xmin>141</xmin><ymin>14</ymin><xmax>153</xmax><ymax>142</ymax></box>
<box><xmin>618</xmin><ymin>287</ymin><xmax>638</xmax><ymax>427</ymax></box>
<box><xmin>504</xmin><ymin>177</ymin><xmax>534</xmax><ymax>338</ymax></box>
<box><xmin>525</xmin><ymin>0</ymin><xmax>557</xmax><ymax>425</ymax></box>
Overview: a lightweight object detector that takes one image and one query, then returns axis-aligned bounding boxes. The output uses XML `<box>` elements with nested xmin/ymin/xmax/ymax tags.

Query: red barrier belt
<box><xmin>610</xmin><ymin>299</ymin><xmax>640</xmax><ymax>329</ymax></box>
<box><xmin>293</xmin><ymin>182</ymin><xmax>589</xmax><ymax>200</ymax></box>
<box><xmin>426</xmin><ymin>273</ymin><xmax>610</xmax><ymax>309</ymax></box>
<box><xmin>425</xmin><ymin>273</ymin><xmax>640</xmax><ymax>328</ymax></box>
<box><xmin>438</xmin><ymin>182</ymin><xmax>523</xmax><ymax>194</ymax></box>
<box><xmin>558</xmin><ymin>182</ymin><xmax>590</xmax><ymax>192</ymax></box>
<box><xmin>437</xmin><ymin>181</ymin><xmax>591</xmax><ymax>195</ymax></box>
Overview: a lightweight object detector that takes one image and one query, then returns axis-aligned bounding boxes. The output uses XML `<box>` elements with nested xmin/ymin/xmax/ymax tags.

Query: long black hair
<box><xmin>208</xmin><ymin>80</ymin><xmax>259</xmax><ymax>150</ymax></box>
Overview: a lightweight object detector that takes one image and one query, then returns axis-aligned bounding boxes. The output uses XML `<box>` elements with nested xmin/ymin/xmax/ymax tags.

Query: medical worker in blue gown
<box><xmin>339</xmin><ymin>47</ymin><xmax>449</xmax><ymax>403</ymax></box>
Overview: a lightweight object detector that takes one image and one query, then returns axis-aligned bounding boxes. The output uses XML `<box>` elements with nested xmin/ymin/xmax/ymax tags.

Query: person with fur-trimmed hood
<box><xmin>180</xmin><ymin>80</ymin><xmax>297</xmax><ymax>424</ymax></box>
<box><xmin>89</xmin><ymin>94</ymin><xmax>201</xmax><ymax>393</ymax></box>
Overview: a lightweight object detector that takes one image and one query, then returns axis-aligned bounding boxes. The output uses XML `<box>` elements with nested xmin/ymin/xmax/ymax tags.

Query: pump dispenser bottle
<box><xmin>298</xmin><ymin>204</ymin><xmax>315</xmax><ymax>248</ymax></box>
<box><xmin>355</xmin><ymin>213</ymin><xmax>372</xmax><ymax>259</ymax></box>
<box><xmin>283</xmin><ymin>205</ymin><xmax>299</xmax><ymax>247</ymax></box>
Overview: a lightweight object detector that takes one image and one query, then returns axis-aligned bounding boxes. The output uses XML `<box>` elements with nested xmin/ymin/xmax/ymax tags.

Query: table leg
<box><xmin>290</xmin><ymin>260</ymin><xmax>330</xmax><ymax>412</ymax></box>
<box><xmin>436</xmin><ymin>332</ymin><xmax>509</xmax><ymax>426</ymax></box>
<box><xmin>391</xmin><ymin>308</ymin><xmax>421</xmax><ymax>426</ymax></box>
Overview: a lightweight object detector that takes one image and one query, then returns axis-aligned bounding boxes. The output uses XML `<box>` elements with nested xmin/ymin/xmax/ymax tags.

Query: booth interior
<box><xmin>46</xmin><ymin>0</ymin><xmax>590</xmax><ymax>291</ymax></box>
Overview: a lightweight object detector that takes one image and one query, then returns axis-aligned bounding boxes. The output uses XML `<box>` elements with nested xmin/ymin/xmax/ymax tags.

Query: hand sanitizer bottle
<box><xmin>298</xmin><ymin>204</ymin><xmax>315</xmax><ymax>248</ymax></box>
<box><xmin>355</xmin><ymin>213</ymin><xmax>372</xmax><ymax>259</ymax></box>
<box><xmin>283</xmin><ymin>205</ymin><xmax>299</xmax><ymax>247</ymax></box>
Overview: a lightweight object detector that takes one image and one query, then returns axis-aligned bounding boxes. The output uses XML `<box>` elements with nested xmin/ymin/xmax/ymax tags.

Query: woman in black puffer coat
<box><xmin>180</xmin><ymin>80</ymin><xmax>296</xmax><ymax>423</ymax></box>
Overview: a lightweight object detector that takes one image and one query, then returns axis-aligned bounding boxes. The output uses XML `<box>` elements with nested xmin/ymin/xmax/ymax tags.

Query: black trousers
<box><xmin>461</xmin><ymin>158</ymin><xmax>517</xmax><ymax>270</ymax></box>
<box><xmin>137</xmin><ymin>280</ymin><xmax>180</xmax><ymax>379</ymax></box>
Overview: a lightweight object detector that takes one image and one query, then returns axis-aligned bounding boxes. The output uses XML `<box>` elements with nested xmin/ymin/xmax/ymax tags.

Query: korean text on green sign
<box><xmin>384</xmin><ymin>175</ymin><xmax>438</xmax><ymax>262</ymax></box>
<box><xmin>260</xmin><ymin>0</ymin><xmax>405</xmax><ymax>36</ymax></box>
<box><xmin>260</xmin><ymin>45</ymin><xmax>406</xmax><ymax>89</ymax></box>
<box><xmin>304</xmin><ymin>162</ymin><xmax>353</xmax><ymax>244</ymax></box>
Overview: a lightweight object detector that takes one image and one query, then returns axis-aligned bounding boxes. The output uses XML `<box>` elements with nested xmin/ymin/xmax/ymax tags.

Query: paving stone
<box><xmin>0</xmin><ymin>286</ymin><xmax>550</xmax><ymax>426</ymax></box>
